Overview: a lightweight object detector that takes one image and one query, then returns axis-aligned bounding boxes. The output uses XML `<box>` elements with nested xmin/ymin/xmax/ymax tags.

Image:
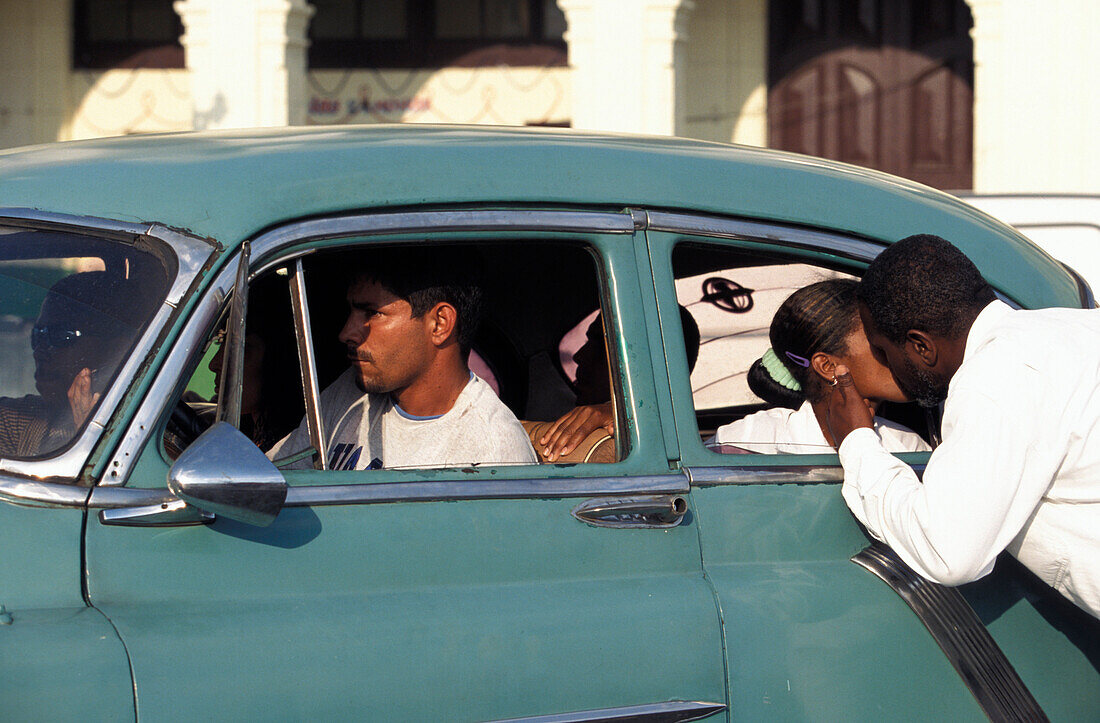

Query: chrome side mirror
<box><xmin>168</xmin><ymin>421</ymin><xmax>288</xmax><ymax>526</ymax></box>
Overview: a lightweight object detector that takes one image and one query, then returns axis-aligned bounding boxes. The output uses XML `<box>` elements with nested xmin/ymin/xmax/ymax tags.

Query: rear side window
<box><xmin>672</xmin><ymin>243</ymin><xmax>852</xmax><ymax>431</ymax></box>
<box><xmin>0</xmin><ymin>226</ymin><xmax>169</xmax><ymax>459</ymax></box>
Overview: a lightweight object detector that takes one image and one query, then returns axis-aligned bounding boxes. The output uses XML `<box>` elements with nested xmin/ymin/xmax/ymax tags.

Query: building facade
<box><xmin>0</xmin><ymin>0</ymin><xmax>1097</xmax><ymax>193</ymax></box>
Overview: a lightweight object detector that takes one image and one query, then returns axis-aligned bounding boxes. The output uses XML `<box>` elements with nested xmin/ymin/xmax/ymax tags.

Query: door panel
<box><xmin>690</xmin><ymin>484</ymin><xmax>983</xmax><ymax>720</ymax></box>
<box><xmin>645</xmin><ymin>226</ymin><xmax>1100</xmax><ymax>719</ymax></box>
<box><xmin>88</xmin><ymin>497</ymin><xmax>725</xmax><ymax>720</ymax></box>
<box><xmin>85</xmin><ymin>228</ymin><xmax>727</xmax><ymax>721</ymax></box>
<box><xmin>0</xmin><ymin>503</ymin><xmax>133</xmax><ymax>719</ymax></box>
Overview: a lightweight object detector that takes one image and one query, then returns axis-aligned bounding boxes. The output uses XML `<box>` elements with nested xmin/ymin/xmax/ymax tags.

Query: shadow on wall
<box><xmin>194</xmin><ymin>92</ymin><xmax>228</xmax><ymax>131</ymax></box>
<box><xmin>64</xmin><ymin>69</ymin><xmax>194</xmax><ymax>145</ymax></box>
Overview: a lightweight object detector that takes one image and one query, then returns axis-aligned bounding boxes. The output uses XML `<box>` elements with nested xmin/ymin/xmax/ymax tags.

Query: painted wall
<box><xmin>67</xmin><ymin>71</ymin><xmax>192</xmax><ymax>140</ymax></box>
<box><xmin>682</xmin><ymin>0</ymin><xmax>767</xmax><ymax>146</ymax></box>
<box><xmin>969</xmin><ymin>0</ymin><xmax>1100</xmax><ymax>192</ymax></box>
<box><xmin>0</xmin><ymin>0</ymin><xmax>69</xmax><ymax>149</ymax></box>
<box><xmin>1</xmin><ymin>0</ymin><xmax>1098</xmax><ymax>194</ymax></box>
<box><xmin>306</xmin><ymin>68</ymin><xmax>570</xmax><ymax>127</ymax></box>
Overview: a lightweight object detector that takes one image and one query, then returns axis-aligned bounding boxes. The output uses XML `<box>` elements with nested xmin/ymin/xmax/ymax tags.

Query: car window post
<box><xmin>288</xmin><ymin>258</ymin><xmax>328</xmax><ymax>470</ymax></box>
<box><xmin>216</xmin><ymin>241</ymin><xmax>250</xmax><ymax>429</ymax></box>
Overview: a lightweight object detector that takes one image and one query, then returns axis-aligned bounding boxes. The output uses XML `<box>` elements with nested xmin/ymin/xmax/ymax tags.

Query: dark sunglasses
<box><xmin>30</xmin><ymin>324</ymin><xmax>84</xmax><ymax>350</ymax></box>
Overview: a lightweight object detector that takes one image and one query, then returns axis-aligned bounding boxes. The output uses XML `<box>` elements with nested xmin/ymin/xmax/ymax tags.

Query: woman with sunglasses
<box><xmin>0</xmin><ymin>271</ymin><xmax>140</xmax><ymax>458</ymax></box>
<box><xmin>710</xmin><ymin>278</ymin><xmax>930</xmax><ymax>454</ymax></box>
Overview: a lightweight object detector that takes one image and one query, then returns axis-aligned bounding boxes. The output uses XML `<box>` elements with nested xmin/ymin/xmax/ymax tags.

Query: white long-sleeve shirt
<box><xmin>840</xmin><ymin>300</ymin><xmax>1100</xmax><ymax>618</ymax></box>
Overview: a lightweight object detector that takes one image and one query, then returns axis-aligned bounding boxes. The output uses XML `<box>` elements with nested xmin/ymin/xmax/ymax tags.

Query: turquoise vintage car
<box><xmin>0</xmin><ymin>126</ymin><xmax>1096</xmax><ymax>721</ymax></box>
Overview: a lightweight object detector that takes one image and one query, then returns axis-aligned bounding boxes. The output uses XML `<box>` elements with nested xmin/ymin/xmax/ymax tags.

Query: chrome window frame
<box><xmin>86</xmin><ymin>208</ymin><xmax>942</xmax><ymax>509</ymax></box>
<box><xmin>0</xmin><ymin>209</ymin><xmax>216</xmax><ymax>488</ymax></box>
<box><xmin>96</xmin><ymin>208</ymin><xmax>651</xmax><ymax>509</ymax></box>
<box><xmin>644</xmin><ymin>210</ymin><xmax>938</xmax><ymax>486</ymax></box>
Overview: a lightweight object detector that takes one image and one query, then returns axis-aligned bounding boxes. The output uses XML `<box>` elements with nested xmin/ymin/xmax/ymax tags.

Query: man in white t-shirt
<box><xmin>269</xmin><ymin>249</ymin><xmax>536</xmax><ymax>470</ymax></box>
<box><xmin>826</xmin><ymin>234</ymin><xmax>1100</xmax><ymax>618</ymax></box>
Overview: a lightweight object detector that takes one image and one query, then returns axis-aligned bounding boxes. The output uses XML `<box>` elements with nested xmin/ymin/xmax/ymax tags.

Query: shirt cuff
<box><xmin>838</xmin><ymin>426</ymin><xmax>882</xmax><ymax>465</ymax></box>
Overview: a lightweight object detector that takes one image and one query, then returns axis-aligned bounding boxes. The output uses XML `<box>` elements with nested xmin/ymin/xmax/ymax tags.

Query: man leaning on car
<box><xmin>827</xmin><ymin>234</ymin><xmax>1100</xmax><ymax>619</ymax></box>
<box><xmin>268</xmin><ymin>248</ymin><xmax>536</xmax><ymax>471</ymax></box>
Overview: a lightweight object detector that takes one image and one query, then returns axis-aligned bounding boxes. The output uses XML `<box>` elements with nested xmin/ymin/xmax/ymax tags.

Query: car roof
<box><xmin>0</xmin><ymin>124</ymin><xmax>1081</xmax><ymax>308</ymax></box>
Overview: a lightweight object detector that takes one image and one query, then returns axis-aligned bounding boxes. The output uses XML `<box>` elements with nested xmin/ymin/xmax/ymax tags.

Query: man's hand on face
<box><xmin>825</xmin><ymin>364</ymin><xmax>874</xmax><ymax>448</ymax></box>
<box><xmin>68</xmin><ymin>367</ymin><xmax>100</xmax><ymax>428</ymax></box>
<box><xmin>539</xmin><ymin>402</ymin><xmax>614</xmax><ymax>461</ymax></box>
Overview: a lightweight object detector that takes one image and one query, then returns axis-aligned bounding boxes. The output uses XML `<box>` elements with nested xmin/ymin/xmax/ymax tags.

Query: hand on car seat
<box><xmin>540</xmin><ymin>402</ymin><xmax>614</xmax><ymax>461</ymax></box>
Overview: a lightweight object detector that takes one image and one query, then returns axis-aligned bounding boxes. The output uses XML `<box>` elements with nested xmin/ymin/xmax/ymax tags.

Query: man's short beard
<box><xmin>898</xmin><ymin>355</ymin><xmax>949</xmax><ymax>408</ymax></box>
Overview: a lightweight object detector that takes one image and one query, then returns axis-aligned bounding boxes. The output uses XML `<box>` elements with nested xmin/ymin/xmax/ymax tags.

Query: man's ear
<box><xmin>810</xmin><ymin>352</ymin><xmax>836</xmax><ymax>383</ymax></box>
<box><xmin>906</xmin><ymin>330</ymin><xmax>938</xmax><ymax>368</ymax></box>
<box><xmin>427</xmin><ymin>302</ymin><xmax>459</xmax><ymax>347</ymax></box>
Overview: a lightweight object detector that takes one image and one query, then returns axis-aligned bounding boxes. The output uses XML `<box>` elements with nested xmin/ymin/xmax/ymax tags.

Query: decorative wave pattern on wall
<box><xmin>61</xmin><ymin>65</ymin><xmax>570</xmax><ymax>141</ymax></box>
<box><xmin>67</xmin><ymin>70</ymin><xmax>192</xmax><ymax>140</ymax></box>
<box><xmin>306</xmin><ymin>67</ymin><xmax>571</xmax><ymax>126</ymax></box>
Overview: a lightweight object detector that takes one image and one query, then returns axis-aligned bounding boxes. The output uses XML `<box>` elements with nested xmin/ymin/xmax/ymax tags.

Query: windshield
<box><xmin>0</xmin><ymin>225</ymin><xmax>170</xmax><ymax>460</ymax></box>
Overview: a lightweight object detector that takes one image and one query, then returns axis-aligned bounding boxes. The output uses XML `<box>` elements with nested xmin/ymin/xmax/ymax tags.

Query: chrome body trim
<box><xmin>100</xmin><ymin>261</ymin><xmax>234</xmax><ymax>485</ymax></box>
<box><xmin>1063</xmin><ymin>262</ymin><xmax>1097</xmax><ymax>308</ymax></box>
<box><xmin>1</xmin><ymin>207</ymin><xmax>160</xmax><ymax>239</ymax></box>
<box><xmin>98</xmin><ymin>498</ymin><xmax>213</xmax><ymax>526</ymax></box>
<box><xmin>248</xmin><ymin>209</ymin><xmax>635</xmax><ymax>277</ymax></box>
<box><xmin>646</xmin><ymin>210</ymin><xmax>885</xmax><ymax>261</ymax></box>
<box><xmin>86</xmin><ymin>473</ymin><xmax>688</xmax><ymax>514</ymax></box>
<box><xmin>492</xmin><ymin>700</ymin><xmax>726</xmax><ymax>723</ymax></box>
<box><xmin>853</xmin><ymin>543</ymin><xmax>1047</xmax><ymax>721</ymax></box>
<box><xmin>289</xmin><ymin>259</ymin><xmax>327</xmax><ymax>469</ymax></box>
<box><xmin>150</xmin><ymin>224</ymin><xmax>218</xmax><ymax>307</ymax></box>
<box><xmin>687</xmin><ymin>462</ymin><xmax>926</xmax><ymax>486</ymax></box>
<box><xmin>0</xmin><ymin>210</ymin><xmax>217</xmax><ymax>483</ymax></box>
<box><xmin>88</xmin><ymin>485</ymin><xmax>176</xmax><ymax>509</ymax></box>
<box><xmin>687</xmin><ymin>465</ymin><xmax>844</xmax><ymax>485</ymax></box>
<box><xmin>0</xmin><ymin>474</ymin><xmax>92</xmax><ymax>508</ymax></box>
<box><xmin>102</xmin><ymin>208</ymin><xmax>634</xmax><ymax>487</ymax></box>
<box><xmin>281</xmin><ymin>473</ymin><xmax>689</xmax><ymax>507</ymax></box>
<box><xmin>217</xmin><ymin>243</ymin><xmax>250</xmax><ymax>428</ymax></box>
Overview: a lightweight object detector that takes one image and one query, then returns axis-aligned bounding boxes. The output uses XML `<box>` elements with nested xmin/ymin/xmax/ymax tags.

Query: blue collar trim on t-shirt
<box><xmin>392</xmin><ymin>404</ymin><xmax>444</xmax><ymax>421</ymax></box>
<box><xmin>391</xmin><ymin>372</ymin><xmax>476</xmax><ymax>420</ymax></box>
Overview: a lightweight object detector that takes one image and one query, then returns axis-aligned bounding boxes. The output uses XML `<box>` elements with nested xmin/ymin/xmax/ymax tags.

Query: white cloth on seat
<box><xmin>711</xmin><ymin>400</ymin><xmax>930</xmax><ymax>455</ymax></box>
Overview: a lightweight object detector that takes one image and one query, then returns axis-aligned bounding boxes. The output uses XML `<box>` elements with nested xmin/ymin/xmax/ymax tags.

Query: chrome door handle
<box><xmin>571</xmin><ymin>494</ymin><xmax>687</xmax><ymax>529</ymax></box>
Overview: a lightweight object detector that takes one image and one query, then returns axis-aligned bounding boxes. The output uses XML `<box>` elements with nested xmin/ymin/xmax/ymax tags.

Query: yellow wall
<box><xmin>306</xmin><ymin>68</ymin><xmax>570</xmax><ymax>127</ymax></box>
<box><xmin>0</xmin><ymin>0</ymin><xmax>68</xmax><ymax>149</ymax></box>
<box><xmin>682</xmin><ymin>0</ymin><xmax>767</xmax><ymax>146</ymax></box>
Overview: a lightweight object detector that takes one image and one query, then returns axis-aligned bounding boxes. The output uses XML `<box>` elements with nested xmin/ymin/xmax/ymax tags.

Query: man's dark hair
<box><xmin>355</xmin><ymin>247</ymin><xmax>484</xmax><ymax>351</ymax></box>
<box><xmin>858</xmin><ymin>234</ymin><xmax>996</xmax><ymax>344</ymax></box>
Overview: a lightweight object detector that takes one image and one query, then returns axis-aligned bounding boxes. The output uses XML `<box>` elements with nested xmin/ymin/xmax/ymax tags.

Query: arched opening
<box><xmin>767</xmin><ymin>0</ymin><xmax>974</xmax><ymax>190</ymax></box>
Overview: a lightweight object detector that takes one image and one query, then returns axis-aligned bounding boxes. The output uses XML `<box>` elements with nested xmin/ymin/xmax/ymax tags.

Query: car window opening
<box><xmin>165</xmin><ymin>239</ymin><xmax>624</xmax><ymax>470</ymax></box>
<box><xmin>670</xmin><ymin>241</ymin><xmax>935</xmax><ymax>455</ymax></box>
<box><xmin>0</xmin><ymin>225</ymin><xmax>170</xmax><ymax>463</ymax></box>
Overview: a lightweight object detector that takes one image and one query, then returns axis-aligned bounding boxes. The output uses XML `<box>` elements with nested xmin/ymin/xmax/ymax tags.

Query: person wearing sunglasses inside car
<box><xmin>0</xmin><ymin>271</ymin><xmax>141</xmax><ymax>459</ymax></box>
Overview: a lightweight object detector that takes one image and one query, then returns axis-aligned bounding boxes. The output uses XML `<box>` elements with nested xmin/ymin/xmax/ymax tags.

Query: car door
<box><xmin>83</xmin><ymin>209</ymin><xmax>728</xmax><ymax>721</ymax></box>
<box><xmin>0</xmin><ymin>209</ymin><xmax>217</xmax><ymax>719</ymax></box>
<box><xmin>642</xmin><ymin>213</ymin><xmax>1100</xmax><ymax>721</ymax></box>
